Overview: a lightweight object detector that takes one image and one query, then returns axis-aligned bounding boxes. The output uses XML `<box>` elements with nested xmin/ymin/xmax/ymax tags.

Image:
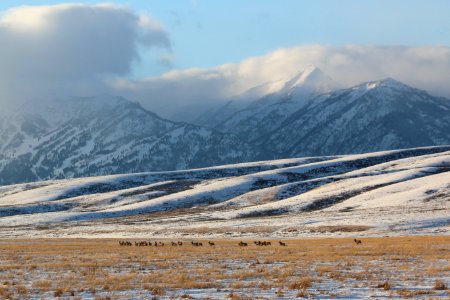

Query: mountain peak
<box><xmin>285</xmin><ymin>65</ymin><xmax>322</xmax><ymax>87</ymax></box>
<box><xmin>364</xmin><ymin>77</ymin><xmax>411</xmax><ymax>91</ymax></box>
<box><xmin>281</xmin><ymin>65</ymin><xmax>335</xmax><ymax>95</ymax></box>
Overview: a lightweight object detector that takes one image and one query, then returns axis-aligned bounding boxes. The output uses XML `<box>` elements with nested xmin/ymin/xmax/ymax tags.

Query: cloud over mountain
<box><xmin>114</xmin><ymin>45</ymin><xmax>450</xmax><ymax>116</ymax></box>
<box><xmin>0</xmin><ymin>4</ymin><xmax>171</xmax><ymax>108</ymax></box>
<box><xmin>1</xmin><ymin>4</ymin><xmax>449</xmax><ymax>119</ymax></box>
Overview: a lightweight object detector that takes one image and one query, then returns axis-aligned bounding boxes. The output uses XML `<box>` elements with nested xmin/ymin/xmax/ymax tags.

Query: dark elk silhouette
<box><xmin>254</xmin><ymin>241</ymin><xmax>272</xmax><ymax>246</ymax></box>
<box><xmin>118</xmin><ymin>241</ymin><xmax>132</xmax><ymax>246</ymax></box>
<box><xmin>238</xmin><ymin>241</ymin><xmax>248</xmax><ymax>247</ymax></box>
<box><xmin>354</xmin><ymin>239</ymin><xmax>362</xmax><ymax>245</ymax></box>
<box><xmin>278</xmin><ymin>241</ymin><xmax>287</xmax><ymax>246</ymax></box>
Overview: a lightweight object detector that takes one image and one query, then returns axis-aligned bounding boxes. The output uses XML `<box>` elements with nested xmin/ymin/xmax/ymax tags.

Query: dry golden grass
<box><xmin>0</xmin><ymin>236</ymin><xmax>448</xmax><ymax>298</ymax></box>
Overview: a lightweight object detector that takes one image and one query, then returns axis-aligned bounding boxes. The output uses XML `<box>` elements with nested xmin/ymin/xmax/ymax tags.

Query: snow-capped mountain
<box><xmin>260</xmin><ymin>78</ymin><xmax>450</xmax><ymax>157</ymax></box>
<box><xmin>199</xmin><ymin>67</ymin><xmax>450</xmax><ymax>158</ymax></box>
<box><xmin>192</xmin><ymin>66</ymin><xmax>335</xmax><ymax>129</ymax></box>
<box><xmin>0</xmin><ymin>95</ymin><xmax>256</xmax><ymax>185</ymax></box>
<box><xmin>2</xmin><ymin>69</ymin><xmax>450</xmax><ymax>186</ymax></box>
<box><xmin>214</xmin><ymin>66</ymin><xmax>337</xmax><ymax>141</ymax></box>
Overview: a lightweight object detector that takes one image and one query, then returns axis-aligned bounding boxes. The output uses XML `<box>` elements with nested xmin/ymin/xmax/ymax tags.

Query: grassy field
<box><xmin>0</xmin><ymin>236</ymin><xmax>448</xmax><ymax>299</ymax></box>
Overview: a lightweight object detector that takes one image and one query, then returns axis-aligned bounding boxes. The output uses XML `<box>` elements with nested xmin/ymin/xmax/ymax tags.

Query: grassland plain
<box><xmin>0</xmin><ymin>236</ymin><xmax>448</xmax><ymax>299</ymax></box>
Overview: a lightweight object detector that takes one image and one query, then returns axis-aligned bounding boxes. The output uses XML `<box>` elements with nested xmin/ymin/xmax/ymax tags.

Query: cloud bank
<box><xmin>0</xmin><ymin>4</ymin><xmax>449</xmax><ymax>118</ymax></box>
<box><xmin>114</xmin><ymin>45</ymin><xmax>450</xmax><ymax>116</ymax></box>
<box><xmin>0</xmin><ymin>4</ymin><xmax>171</xmax><ymax>109</ymax></box>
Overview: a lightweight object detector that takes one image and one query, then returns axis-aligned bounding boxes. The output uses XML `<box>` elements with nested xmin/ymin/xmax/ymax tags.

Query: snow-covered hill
<box><xmin>0</xmin><ymin>146</ymin><xmax>449</xmax><ymax>238</ymax></box>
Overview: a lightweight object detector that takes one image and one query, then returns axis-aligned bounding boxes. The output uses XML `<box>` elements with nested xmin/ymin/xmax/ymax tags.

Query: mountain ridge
<box><xmin>0</xmin><ymin>95</ymin><xmax>257</xmax><ymax>185</ymax></box>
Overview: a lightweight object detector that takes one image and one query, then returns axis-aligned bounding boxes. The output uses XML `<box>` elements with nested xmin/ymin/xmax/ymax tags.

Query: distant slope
<box><xmin>0</xmin><ymin>146</ymin><xmax>449</xmax><ymax>238</ymax></box>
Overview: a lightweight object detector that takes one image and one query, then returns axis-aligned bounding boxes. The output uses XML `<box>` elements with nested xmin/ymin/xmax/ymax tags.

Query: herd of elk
<box><xmin>120</xmin><ymin>239</ymin><xmax>361</xmax><ymax>247</ymax></box>
<box><xmin>118</xmin><ymin>241</ymin><xmax>172</xmax><ymax>247</ymax></box>
<box><xmin>119</xmin><ymin>240</ymin><xmax>292</xmax><ymax>247</ymax></box>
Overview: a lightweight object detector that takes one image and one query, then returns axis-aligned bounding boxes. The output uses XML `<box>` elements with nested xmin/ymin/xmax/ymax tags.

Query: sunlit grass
<box><xmin>0</xmin><ymin>236</ymin><xmax>448</xmax><ymax>298</ymax></box>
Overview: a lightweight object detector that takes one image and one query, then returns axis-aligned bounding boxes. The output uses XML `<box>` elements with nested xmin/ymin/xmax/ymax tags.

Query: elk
<box><xmin>171</xmin><ymin>242</ymin><xmax>177</xmax><ymax>246</ymax></box>
<box><xmin>208</xmin><ymin>241</ymin><xmax>215</xmax><ymax>246</ymax></box>
<box><xmin>238</xmin><ymin>241</ymin><xmax>248</xmax><ymax>247</ymax></box>
<box><xmin>178</xmin><ymin>241</ymin><xmax>183</xmax><ymax>246</ymax></box>
<box><xmin>279</xmin><ymin>241</ymin><xmax>286</xmax><ymax>246</ymax></box>
<box><xmin>354</xmin><ymin>239</ymin><xmax>362</xmax><ymax>245</ymax></box>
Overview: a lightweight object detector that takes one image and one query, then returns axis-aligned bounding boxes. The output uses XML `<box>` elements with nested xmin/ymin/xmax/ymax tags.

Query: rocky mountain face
<box><xmin>0</xmin><ymin>96</ymin><xmax>256</xmax><ymax>185</ymax></box>
<box><xmin>2</xmin><ymin>67</ymin><xmax>450</xmax><ymax>185</ymax></box>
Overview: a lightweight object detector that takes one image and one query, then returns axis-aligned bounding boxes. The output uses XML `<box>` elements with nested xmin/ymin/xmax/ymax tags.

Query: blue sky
<box><xmin>1</xmin><ymin>0</ymin><xmax>449</xmax><ymax>77</ymax></box>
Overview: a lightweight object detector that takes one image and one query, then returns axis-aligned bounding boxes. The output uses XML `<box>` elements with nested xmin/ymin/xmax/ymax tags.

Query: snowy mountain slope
<box><xmin>0</xmin><ymin>146</ymin><xmax>449</xmax><ymax>238</ymax></box>
<box><xmin>214</xmin><ymin>66</ymin><xmax>336</xmax><ymax>141</ymax></box>
<box><xmin>0</xmin><ymin>95</ymin><xmax>257</xmax><ymax>185</ymax></box>
<box><xmin>201</xmin><ymin>72</ymin><xmax>450</xmax><ymax>159</ymax></box>
<box><xmin>192</xmin><ymin>77</ymin><xmax>287</xmax><ymax>128</ymax></box>
<box><xmin>2</xmin><ymin>75</ymin><xmax>450</xmax><ymax>187</ymax></box>
<box><xmin>260</xmin><ymin>78</ymin><xmax>450</xmax><ymax>157</ymax></box>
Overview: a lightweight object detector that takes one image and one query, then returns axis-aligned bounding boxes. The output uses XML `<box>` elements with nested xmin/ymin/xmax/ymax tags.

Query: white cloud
<box><xmin>113</xmin><ymin>45</ymin><xmax>450</xmax><ymax>117</ymax></box>
<box><xmin>0</xmin><ymin>4</ymin><xmax>171</xmax><ymax>109</ymax></box>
